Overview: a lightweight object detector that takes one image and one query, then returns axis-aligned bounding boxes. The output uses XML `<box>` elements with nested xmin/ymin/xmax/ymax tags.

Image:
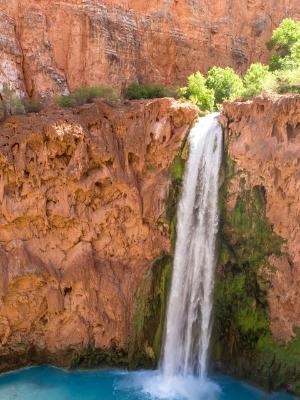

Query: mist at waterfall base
<box><xmin>0</xmin><ymin>116</ymin><xmax>295</xmax><ymax>400</ymax></box>
<box><xmin>0</xmin><ymin>366</ymin><xmax>296</xmax><ymax>400</ymax></box>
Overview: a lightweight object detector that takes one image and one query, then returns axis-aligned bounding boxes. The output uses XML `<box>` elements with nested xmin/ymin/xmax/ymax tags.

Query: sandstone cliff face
<box><xmin>215</xmin><ymin>94</ymin><xmax>300</xmax><ymax>393</ymax></box>
<box><xmin>1</xmin><ymin>0</ymin><xmax>300</xmax><ymax>97</ymax></box>
<box><xmin>0</xmin><ymin>98</ymin><xmax>198</xmax><ymax>370</ymax></box>
<box><xmin>222</xmin><ymin>94</ymin><xmax>300</xmax><ymax>342</ymax></box>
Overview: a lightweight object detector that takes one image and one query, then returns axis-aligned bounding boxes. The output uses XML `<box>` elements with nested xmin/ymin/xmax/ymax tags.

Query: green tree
<box><xmin>178</xmin><ymin>72</ymin><xmax>215</xmax><ymax>112</ymax></box>
<box><xmin>268</xmin><ymin>18</ymin><xmax>300</xmax><ymax>53</ymax></box>
<box><xmin>242</xmin><ymin>63</ymin><xmax>271</xmax><ymax>97</ymax></box>
<box><xmin>206</xmin><ymin>66</ymin><xmax>243</xmax><ymax>105</ymax></box>
<box><xmin>268</xmin><ymin>18</ymin><xmax>300</xmax><ymax>70</ymax></box>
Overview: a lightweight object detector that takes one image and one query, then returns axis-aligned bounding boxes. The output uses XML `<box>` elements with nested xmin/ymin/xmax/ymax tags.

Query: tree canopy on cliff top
<box><xmin>180</xmin><ymin>18</ymin><xmax>300</xmax><ymax>111</ymax></box>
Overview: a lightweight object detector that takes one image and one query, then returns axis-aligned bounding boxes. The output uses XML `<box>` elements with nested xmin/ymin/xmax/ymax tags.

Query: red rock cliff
<box><xmin>0</xmin><ymin>98</ymin><xmax>198</xmax><ymax>370</ymax></box>
<box><xmin>1</xmin><ymin>0</ymin><xmax>300</xmax><ymax>97</ymax></box>
<box><xmin>221</xmin><ymin>94</ymin><xmax>300</xmax><ymax>342</ymax></box>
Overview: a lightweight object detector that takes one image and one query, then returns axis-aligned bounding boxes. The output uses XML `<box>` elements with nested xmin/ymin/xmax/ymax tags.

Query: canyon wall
<box><xmin>0</xmin><ymin>98</ymin><xmax>198</xmax><ymax>371</ymax></box>
<box><xmin>215</xmin><ymin>94</ymin><xmax>300</xmax><ymax>394</ymax></box>
<box><xmin>1</xmin><ymin>0</ymin><xmax>300</xmax><ymax>97</ymax></box>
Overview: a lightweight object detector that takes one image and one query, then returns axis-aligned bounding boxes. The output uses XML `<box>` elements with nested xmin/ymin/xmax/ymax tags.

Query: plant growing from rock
<box><xmin>56</xmin><ymin>86</ymin><xmax>120</xmax><ymax>107</ymax></box>
<box><xmin>125</xmin><ymin>82</ymin><xmax>176</xmax><ymax>100</ymax></box>
<box><xmin>1</xmin><ymin>85</ymin><xmax>25</xmax><ymax>115</ymax></box>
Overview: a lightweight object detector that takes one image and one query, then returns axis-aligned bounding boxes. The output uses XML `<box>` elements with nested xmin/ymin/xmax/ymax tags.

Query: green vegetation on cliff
<box><xmin>128</xmin><ymin>253</ymin><xmax>172</xmax><ymax>368</ymax></box>
<box><xmin>0</xmin><ymin>85</ymin><xmax>119</xmax><ymax>118</ymax></box>
<box><xmin>179</xmin><ymin>18</ymin><xmax>300</xmax><ymax>111</ymax></box>
<box><xmin>125</xmin><ymin>83</ymin><xmax>176</xmax><ymax>100</ymax></box>
<box><xmin>69</xmin><ymin>253</ymin><xmax>173</xmax><ymax>371</ymax></box>
<box><xmin>267</xmin><ymin>18</ymin><xmax>300</xmax><ymax>71</ymax></box>
<box><xmin>70</xmin><ymin>344</ymin><xmax>128</xmax><ymax>369</ymax></box>
<box><xmin>56</xmin><ymin>86</ymin><xmax>120</xmax><ymax>107</ymax></box>
<box><xmin>213</xmin><ymin>151</ymin><xmax>300</xmax><ymax>395</ymax></box>
<box><xmin>128</xmin><ymin>139</ymin><xmax>188</xmax><ymax>369</ymax></box>
<box><xmin>0</xmin><ymin>85</ymin><xmax>42</xmax><ymax>116</ymax></box>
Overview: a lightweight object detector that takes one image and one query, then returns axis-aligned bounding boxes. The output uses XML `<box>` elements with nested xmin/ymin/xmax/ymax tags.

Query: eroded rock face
<box><xmin>221</xmin><ymin>94</ymin><xmax>300</xmax><ymax>343</ymax></box>
<box><xmin>215</xmin><ymin>95</ymin><xmax>300</xmax><ymax>393</ymax></box>
<box><xmin>1</xmin><ymin>0</ymin><xmax>300</xmax><ymax>96</ymax></box>
<box><xmin>0</xmin><ymin>98</ymin><xmax>198</xmax><ymax>370</ymax></box>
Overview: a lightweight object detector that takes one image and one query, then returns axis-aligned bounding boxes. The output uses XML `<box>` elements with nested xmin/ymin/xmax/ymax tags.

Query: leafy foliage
<box><xmin>56</xmin><ymin>95</ymin><xmax>76</xmax><ymax>107</ymax></box>
<box><xmin>262</xmin><ymin>67</ymin><xmax>300</xmax><ymax>94</ymax></box>
<box><xmin>178</xmin><ymin>72</ymin><xmax>215</xmax><ymax>111</ymax></box>
<box><xmin>56</xmin><ymin>86</ymin><xmax>119</xmax><ymax>107</ymax></box>
<box><xmin>179</xmin><ymin>68</ymin><xmax>243</xmax><ymax>111</ymax></box>
<box><xmin>125</xmin><ymin>82</ymin><xmax>175</xmax><ymax>100</ymax></box>
<box><xmin>0</xmin><ymin>85</ymin><xmax>42</xmax><ymax>117</ymax></box>
<box><xmin>241</xmin><ymin>63</ymin><xmax>271</xmax><ymax>97</ymax></box>
<box><xmin>23</xmin><ymin>98</ymin><xmax>42</xmax><ymax>113</ymax></box>
<box><xmin>1</xmin><ymin>85</ymin><xmax>25</xmax><ymax>115</ymax></box>
<box><xmin>206</xmin><ymin>67</ymin><xmax>243</xmax><ymax>105</ymax></box>
<box><xmin>73</xmin><ymin>86</ymin><xmax>119</xmax><ymax>104</ymax></box>
<box><xmin>179</xmin><ymin>18</ymin><xmax>300</xmax><ymax>110</ymax></box>
<box><xmin>268</xmin><ymin>18</ymin><xmax>300</xmax><ymax>71</ymax></box>
<box><xmin>267</xmin><ymin>18</ymin><xmax>300</xmax><ymax>53</ymax></box>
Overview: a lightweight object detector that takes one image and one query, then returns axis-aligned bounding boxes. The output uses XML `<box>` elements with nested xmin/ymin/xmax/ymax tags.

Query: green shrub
<box><xmin>0</xmin><ymin>86</ymin><xmax>43</xmax><ymax>116</ymax></box>
<box><xmin>125</xmin><ymin>82</ymin><xmax>175</xmax><ymax>100</ymax></box>
<box><xmin>56</xmin><ymin>94</ymin><xmax>76</xmax><ymax>107</ymax></box>
<box><xmin>56</xmin><ymin>86</ymin><xmax>119</xmax><ymax>107</ymax></box>
<box><xmin>241</xmin><ymin>63</ymin><xmax>272</xmax><ymax>97</ymax></box>
<box><xmin>73</xmin><ymin>86</ymin><xmax>119</xmax><ymax>104</ymax></box>
<box><xmin>178</xmin><ymin>72</ymin><xmax>215</xmax><ymax>111</ymax></box>
<box><xmin>179</xmin><ymin>18</ymin><xmax>300</xmax><ymax>111</ymax></box>
<box><xmin>274</xmin><ymin>68</ymin><xmax>300</xmax><ymax>93</ymax></box>
<box><xmin>23</xmin><ymin>98</ymin><xmax>42</xmax><ymax>113</ymax></box>
<box><xmin>206</xmin><ymin>66</ymin><xmax>243</xmax><ymax>105</ymax></box>
<box><xmin>1</xmin><ymin>85</ymin><xmax>25</xmax><ymax>115</ymax></box>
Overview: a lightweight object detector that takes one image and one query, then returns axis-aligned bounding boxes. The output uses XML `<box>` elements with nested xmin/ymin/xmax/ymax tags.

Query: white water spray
<box><xmin>162</xmin><ymin>113</ymin><xmax>223</xmax><ymax>379</ymax></box>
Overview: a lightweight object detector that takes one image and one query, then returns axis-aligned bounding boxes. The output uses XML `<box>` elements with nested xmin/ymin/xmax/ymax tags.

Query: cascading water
<box><xmin>162</xmin><ymin>113</ymin><xmax>223</xmax><ymax>380</ymax></box>
<box><xmin>124</xmin><ymin>114</ymin><xmax>223</xmax><ymax>400</ymax></box>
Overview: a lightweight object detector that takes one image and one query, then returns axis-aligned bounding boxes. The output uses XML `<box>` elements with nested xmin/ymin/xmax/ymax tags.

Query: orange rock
<box><xmin>0</xmin><ymin>98</ymin><xmax>198</xmax><ymax>369</ymax></box>
<box><xmin>1</xmin><ymin>1</ymin><xmax>300</xmax><ymax>97</ymax></box>
<box><xmin>222</xmin><ymin>94</ymin><xmax>300</xmax><ymax>343</ymax></box>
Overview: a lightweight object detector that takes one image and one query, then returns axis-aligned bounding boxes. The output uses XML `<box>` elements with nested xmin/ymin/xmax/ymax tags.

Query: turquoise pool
<box><xmin>0</xmin><ymin>365</ymin><xmax>297</xmax><ymax>400</ymax></box>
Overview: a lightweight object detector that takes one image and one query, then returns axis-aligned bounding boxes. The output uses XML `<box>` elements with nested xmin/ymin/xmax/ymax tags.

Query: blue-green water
<box><xmin>0</xmin><ymin>366</ymin><xmax>297</xmax><ymax>400</ymax></box>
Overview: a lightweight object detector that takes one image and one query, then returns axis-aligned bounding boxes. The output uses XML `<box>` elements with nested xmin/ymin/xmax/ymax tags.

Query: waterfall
<box><xmin>162</xmin><ymin>113</ymin><xmax>223</xmax><ymax>379</ymax></box>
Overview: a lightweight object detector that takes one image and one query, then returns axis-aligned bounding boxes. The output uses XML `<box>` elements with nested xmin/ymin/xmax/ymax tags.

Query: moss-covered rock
<box><xmin>70</xmin><ymin>344</ymin><xmax>128</xmax><ymax>369</ymax></box>
<box><xmin>213</xmin><ymin>149</ymin><xmax>300</xmax><ymax>395</ymax></box>
<box><xmin>128</xmin><ymin>253</ymin><xmax>172</xmax><ymax>368</ymax></box>
<box><xmin>128</xmin><ymin>140</ymin><xmax>188</xmax><ymax>369</ymax></box>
